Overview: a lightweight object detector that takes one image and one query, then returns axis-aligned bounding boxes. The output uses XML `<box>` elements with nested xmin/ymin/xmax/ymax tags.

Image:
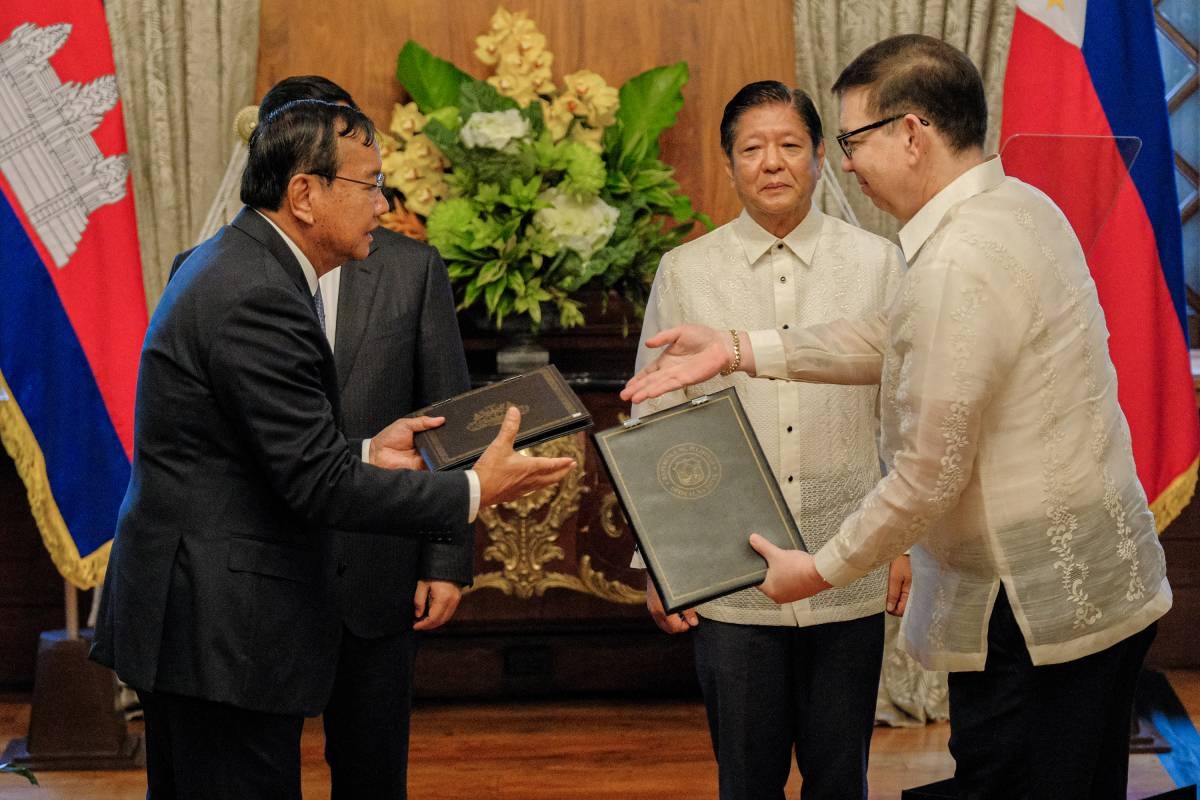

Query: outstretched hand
<box><xmin>620</xmin><ymin>324</ymin><xmax>736</xmax><ymax>405</ymax></box>
<box><xmin>474</xmin><ymin>406</ymin><xmax>576</xmax><ymax>507</ymax></box>
<box><xmin>748</xmin><ymin>533</ymin><xmax>832</xmax><ymax>604</ymax></box>
<box><xmin>370</xmin><ymin>415</ymin><xmax>445</xmax><ymax>470</ymax></box>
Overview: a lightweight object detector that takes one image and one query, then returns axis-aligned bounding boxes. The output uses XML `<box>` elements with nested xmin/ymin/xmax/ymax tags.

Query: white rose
<box><xmin>459</xmin><ymin>109</ymin><xmax>531</xmax><ymax>150</ymax></box>
<box><xmin>533</xmin><ymin>187</ymin><xmax>619</xmax><ymax>259</ymax></box>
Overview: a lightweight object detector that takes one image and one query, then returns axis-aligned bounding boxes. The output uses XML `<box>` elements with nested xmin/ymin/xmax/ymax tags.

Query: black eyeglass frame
<box><xmin>329</xmin><ymin>173</ymin><xmax>385</xmax><ymax>190</ymax></box>
<box><xmin>836</xmin><ymin>114</ymin><xmax>929</xmax><ymax>159</ymax></box>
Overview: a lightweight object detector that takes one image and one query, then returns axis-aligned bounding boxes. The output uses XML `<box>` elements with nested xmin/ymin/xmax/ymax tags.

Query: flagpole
<box><xmin>63</xmin><ymin>580</ymin><xmax>78</xmax><ymax>640</ymax></box>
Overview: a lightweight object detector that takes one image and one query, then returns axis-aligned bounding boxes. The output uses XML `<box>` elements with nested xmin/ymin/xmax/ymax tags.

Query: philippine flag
<box><xmin>1001</xmin><ymin>0</ymin><xmax>1199</xmax><ymax>530</ymax></box>
<box><xmin>0</xmin><ymin>2</ymin><xmax>147</xmax><ymax>588</ymax></box>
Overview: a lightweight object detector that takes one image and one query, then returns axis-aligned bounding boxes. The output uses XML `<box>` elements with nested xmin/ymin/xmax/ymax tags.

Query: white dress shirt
<box><xmin>634</xmin><ymin>205</ymin><xmax>904</xmax><ymax>627</ymax></box>
<box><xmin>750</xmin><ymin>157</ymin><xmax>1171</xmax><ymax>670</ymax></box>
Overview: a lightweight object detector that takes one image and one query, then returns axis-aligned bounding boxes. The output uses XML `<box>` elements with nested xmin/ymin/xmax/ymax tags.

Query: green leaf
<box><xmin>476</xmin><ymin>259</ymin><xmax>507</xmax><ymax>286</ymax></box>
<box><xmin>0</xmin><ymin>762</ymin><xmax>38</xmax><ymax>785</ymax></box>
<box><xmin>521</xmin><ymin>100</ymin><xmax>546</xmax><ymax>137</ymax></box>
<box><xmin>501</xmin><ymin>175</ymin><xmax>543</xmax><ymax>210</ymax></box>
<box><xmin>474</xmin><ymin>183</ymin><xmax>502</xmax><ymax>211</ymax></box>
<box><xmin>421</xmin><ymin>119</ymin><xmax>461</xmax><ymax>154</ymax></box>
<box><xmin>426</xmin><ymin>106</ymin><xmax>461</xmax><ymax>130</ymax></box>
<box><xmin>459</xmin><ymin>80</ymin><xmax>520</xmax><ymax>117</ymax></box>
<box><xmin>508</xmin><ymin>271</ymin><xmax>527</xmax><ymax>297</ymax></box>
<box><xmin>611</xmin><ymin>62</ymin><xmax>689</xmax><ymax>163</ymax></box>
<box><xmin>461</xmin><ymin>279</ymin><xmax>485</xmax><ymax>308</ymax></box>
<box><xmin>558</xmin><ymin>298</ymin><xmax>585</xmax><ymax>328</ymax></box>
<box><xmin>396</xmin><ymin>41</ymin><xmax>474</xmax><ymax>113</ymax></box>
<box><xmin>484</xmin><ymin>278</ymin><xmax>507</xmax><ymax>314</ymax></box>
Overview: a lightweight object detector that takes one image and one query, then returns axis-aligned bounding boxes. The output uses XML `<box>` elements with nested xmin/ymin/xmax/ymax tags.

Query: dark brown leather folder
<box><xmin>410</xmin><ymin>364</ymin><xmax>592</xmax><ymax>471</ymax></box>
<box><xmin>593</xmin><ymin>387</ymin><xmax>806</xmax><ymax>613</ymax></box>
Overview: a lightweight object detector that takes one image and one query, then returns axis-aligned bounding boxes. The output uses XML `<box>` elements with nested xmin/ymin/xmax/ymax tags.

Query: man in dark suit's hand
<box><xmin>474</xmin><ymin>406</ymin><xmax>575</xmax><ymax>506</ymax></box>
<box><xmin>369</xmin><ymin>415</ymin><xmax>446</xmax><ymax>470</ymax></box>
<box><xmin>369</xmin><ymin>407</ymin><xmax>576</xmax><ymax>505</ymax></box>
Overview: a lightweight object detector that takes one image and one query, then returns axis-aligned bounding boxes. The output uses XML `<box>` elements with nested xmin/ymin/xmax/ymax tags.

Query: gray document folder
<box><xmin>594</xmin><ymin>387</ymin><xmax>806</xmax><ymax>613</ymax></box>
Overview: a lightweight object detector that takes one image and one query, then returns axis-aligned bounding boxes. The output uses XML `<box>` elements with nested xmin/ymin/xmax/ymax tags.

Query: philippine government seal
<box><xmin>656</xmin><ymin>443</ymin><xmax>721</xmax><ymax>499</ymax></box>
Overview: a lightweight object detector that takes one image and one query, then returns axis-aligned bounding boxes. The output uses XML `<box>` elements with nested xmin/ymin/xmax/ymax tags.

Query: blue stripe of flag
<box><xmin>0</xmin><ymin>192</ymin><xmax>130</xmax><ymax>557</ymax></box>
<box><xmin>1082</xmin><ymin>1</ymin><xmax>1189</xmax><ymax>336</ymax></box>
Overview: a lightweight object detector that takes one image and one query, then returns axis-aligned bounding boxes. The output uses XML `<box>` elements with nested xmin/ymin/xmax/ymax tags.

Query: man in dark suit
<box><xmin>254</xmin><ymin>75</ymin><xmax>472</xmax><ymax>800</ymax></box>
<box><xmin>91</xmin><ymin>99</ymin><xmax>575</xmax><ymax>800</ymax></box>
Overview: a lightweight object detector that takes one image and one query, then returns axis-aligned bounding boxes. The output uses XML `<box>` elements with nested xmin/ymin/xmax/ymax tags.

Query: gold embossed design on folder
<box><xmin>466</xmin><ymin>402</ymin><xmax>532</xmax><ymax>432</ymax></box>
<box><xmin>656</xmin><ymin>443</ymin><xmax>721</xmax><ymax>499</ymax></box>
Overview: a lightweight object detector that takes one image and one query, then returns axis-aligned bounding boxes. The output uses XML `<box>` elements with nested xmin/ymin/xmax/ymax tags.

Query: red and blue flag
<box><xmin>0</xmin><ymin>2</ymin><xmax>147</xmax><ymax>588</ymax></box>
<box><xmin>1001</xmin><ymin>0</ymin><xmax>1199</xmax><ymax>530</ymax></box>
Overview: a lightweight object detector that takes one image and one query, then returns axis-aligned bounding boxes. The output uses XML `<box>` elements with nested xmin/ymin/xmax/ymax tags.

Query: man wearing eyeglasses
<box><xmin>92</xmin><ymin>98</ymin><xmax>576</xmax><ymax>800</ymax></box>
<box><xmin>248</xmin><ymin>75</ymin><xmax>476</xmax><ymax>800</ymax></box>
<box><xmin>623</xmin><ymin>34</ymin><xmax>1168</xmax><ymax>800</ymax></box>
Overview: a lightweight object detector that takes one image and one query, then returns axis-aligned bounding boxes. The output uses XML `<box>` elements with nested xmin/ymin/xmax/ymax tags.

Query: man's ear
<box><xmin>285</xmin><ymin>173</ymin><xmax>318</xmax><ymax>225</ymax></box>
<box><xmin>901</xmin><ymin>115</ymin><xmax>927</xmax><ymax>164</ymax></box>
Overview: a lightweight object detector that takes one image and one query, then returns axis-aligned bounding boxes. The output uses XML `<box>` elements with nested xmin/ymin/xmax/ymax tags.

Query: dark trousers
<box><xmin>948</xmin><ymin>588</ymin><xmax>1157</xmax><ymax>800</ymax></box>
<box><xmin>323</xmin><ymin>627</ymin><xmax>418</xmax><ymax>800</ymax></box>
<box><xmin>693</xmin><ymin>613</ymin><xmax>885</xmax><ymax>800</ymax></box>
<box><xmin>138</xmin><ymin>688</ymin><xmax>304</xmax><ymax>800</ymax></box>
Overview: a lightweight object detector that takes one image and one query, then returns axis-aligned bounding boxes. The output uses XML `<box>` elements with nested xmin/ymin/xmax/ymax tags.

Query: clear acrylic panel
<box><xmin>999</xmin><ymin>133</ymin><xmax>1141</xmax><ymax>257</ymax></box>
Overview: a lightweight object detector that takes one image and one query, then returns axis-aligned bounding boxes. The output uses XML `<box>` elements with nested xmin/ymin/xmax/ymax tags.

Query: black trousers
<box><xmin>947</xmin><ymin>588</ymin><xmax>1157</xmax><ymax>800</ymax></box>
<box><xmin>693</xmin><ymin>613</ymin><xmax>885</xmax><ymax>800</ymax></box>
<box><xmin>323</xmin><ymin>627</ymin><xmax>418</xmax><ymax>800</ymax></box>
<box><xmin>138</xmin><ymin>689</ymin><xmax>304</xmax><ymax>800</ymax></box>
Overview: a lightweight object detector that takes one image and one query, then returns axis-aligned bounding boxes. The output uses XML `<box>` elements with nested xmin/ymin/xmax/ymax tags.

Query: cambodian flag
<box><xmin>0</xmin><ymin>2</ymin><xmax>147</xmax><ymax>588</ymax></box>
<box><xmin>1001</xmin><ymin>0</ymin><xmax>1199</xmax><ymax>530</ymax></box>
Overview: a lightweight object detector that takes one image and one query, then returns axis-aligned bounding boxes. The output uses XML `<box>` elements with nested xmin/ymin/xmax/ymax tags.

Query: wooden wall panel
<box><xmin>256</xmin><ymin>0</ymin><xmax>797</xmax><ymax>229</ymax></box>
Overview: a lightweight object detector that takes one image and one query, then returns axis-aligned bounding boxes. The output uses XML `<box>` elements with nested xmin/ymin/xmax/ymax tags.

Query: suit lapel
<box><xmin>229</xmin><ymin>207</ymin><xmax>342</xmax><ymax>419</ymax></box>
<box><xmin>334</xmin><ymin>241</ymin><xmax>383</xmax><ymax>393</ymax></box>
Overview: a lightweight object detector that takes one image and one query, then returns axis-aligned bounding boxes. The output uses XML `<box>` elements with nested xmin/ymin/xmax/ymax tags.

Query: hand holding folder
<box><xmin>594</xmin><ymin>387</ymin><xmax>807</xmax><ymax>614</ymax></box>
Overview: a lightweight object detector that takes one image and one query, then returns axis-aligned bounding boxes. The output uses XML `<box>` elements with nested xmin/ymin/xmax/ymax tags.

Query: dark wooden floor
<box><xmin>2</xmin><ymin>672</ymin><xmax>1198</xmax><ymax>799</ymax></box>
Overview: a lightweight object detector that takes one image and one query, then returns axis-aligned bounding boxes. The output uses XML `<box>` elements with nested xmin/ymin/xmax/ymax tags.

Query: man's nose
<box><xmin>762</xmin><ymin>145</ymin><xmax>783</xmax><ymax>169</ymax></box>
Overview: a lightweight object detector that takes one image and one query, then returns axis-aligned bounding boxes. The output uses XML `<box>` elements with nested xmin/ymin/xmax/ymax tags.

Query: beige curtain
<box><xmin>793</xmin><ymin>0</ymin><xmax>1016</xmax><ymax>726</ymax></box>
<box><xmin>796</xmin><ymin>0</ymin><xmax>1016</xmax><ymax>238</ymax></box>
<box><xmin>105</xmin><ymin>0</ymin><xmax>260</xmax><ymax>312</ymax></box>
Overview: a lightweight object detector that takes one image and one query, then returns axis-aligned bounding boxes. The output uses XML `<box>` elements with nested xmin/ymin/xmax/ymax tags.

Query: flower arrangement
<box><xmin>379</xmin><ymin>7</ymin><xmax>710</xmax><ymax>330</ymax></box>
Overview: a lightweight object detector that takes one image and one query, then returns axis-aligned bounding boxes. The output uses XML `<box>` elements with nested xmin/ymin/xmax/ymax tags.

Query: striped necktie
<box><xmin>313</xmin><ymin>284</ymin><xmax>326</xmax><ymax>333</ymax></box>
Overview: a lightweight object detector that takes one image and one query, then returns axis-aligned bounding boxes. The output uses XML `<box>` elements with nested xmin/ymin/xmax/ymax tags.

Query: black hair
<box><xmin>259</xmin><ymin>74</ymin><xmax>357</xmax><ymax>118</ymax></box>
<box><xmin>240</xmin><ymin>99</ymin><xmax>376</xmax><ymax>211</ymax></box>
<box><xmin>832</xmin><ymin>34</ymin><xmax>987</xmax><ymax>152</ymax></box>
<box><xmin>720</xmin><ymin>80</ymin><xmax>823</xmax><ymax>157</ymax></box>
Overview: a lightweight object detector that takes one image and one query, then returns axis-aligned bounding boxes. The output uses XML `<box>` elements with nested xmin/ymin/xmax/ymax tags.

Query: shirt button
<box><xmin>782</xmin><ymin>324</ymin><xmax>790</xmax><ymax>330</ymax></box>
<box><xmin>776</xmin><ymin>243</ymin><xmax>784</xmax><ymax>250</ymax></box>
<box><xmin>787</xmin><ymin>426</ymin><xmax>793</xmax><ymax>433</ymax></box>
<box><xmin>779</xmin><ymin>275</ymin><xmax>787</xmax><ymax>283</ymax></box>
<box><xmin>787</xmin><ymin>476</ymin><xmax>794</xmax><ymax>483</ymax></box>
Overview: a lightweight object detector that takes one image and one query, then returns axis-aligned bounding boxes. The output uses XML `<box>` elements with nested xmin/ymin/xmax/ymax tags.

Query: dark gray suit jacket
<box><xmin>91</xmin><ymin>208</ymin><xmax>469</xmax><ymax>716</ymax></box>
<box><xmin>331</xmin><ymin>227</ymin><xmax>472</xmax><ymax>638</ymax></box>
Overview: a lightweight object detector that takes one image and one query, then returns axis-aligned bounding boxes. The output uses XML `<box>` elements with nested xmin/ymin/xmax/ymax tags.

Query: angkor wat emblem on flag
<box><xmin>0</xmin><ymin>22</ymin><xmax>129</xmax><ymax>268</ymax></box>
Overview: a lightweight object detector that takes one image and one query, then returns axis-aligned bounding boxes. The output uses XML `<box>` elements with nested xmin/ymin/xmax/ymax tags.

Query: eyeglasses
<box><xmin>330</xmin><ymin>173</ymin><xmax>385</xmax><ymax>191</ymax></box>
<box><xmin>836</xmin><ymin>114</ymin><xmax>929</xmax><ymax>159</ymax></box>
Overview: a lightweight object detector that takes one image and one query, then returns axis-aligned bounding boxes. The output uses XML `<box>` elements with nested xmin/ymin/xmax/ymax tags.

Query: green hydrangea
<box><xmin>425</xmin><ymin>197</ymin><xmax>478</xmax><ymax>255</ymax></box>
<box><xmin>558</xmin><ymin>141</ymin><xmax>606</xmax><ymax>200</ymax></box>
